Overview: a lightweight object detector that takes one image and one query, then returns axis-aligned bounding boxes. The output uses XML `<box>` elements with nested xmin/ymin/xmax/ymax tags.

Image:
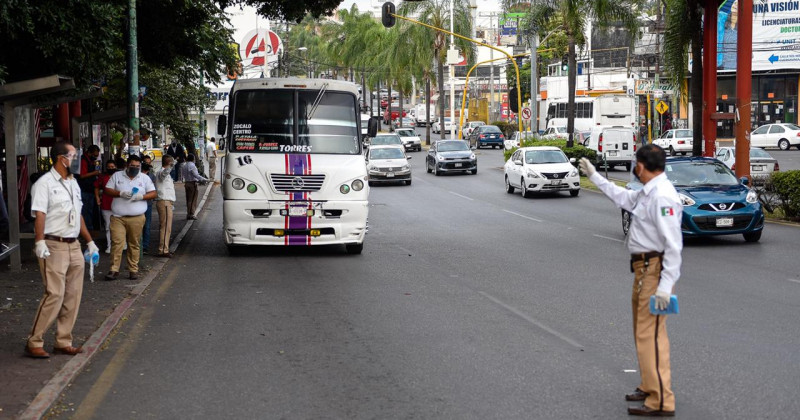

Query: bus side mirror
<box><xmin>217</xmin><ymin>115</ymin><xmax>227</xmax><ymax>136</ymax></box>
<box><xmin>368</xmin><ymin>117</ymin><xmax>379</xmax><ymax>138</ymax></box>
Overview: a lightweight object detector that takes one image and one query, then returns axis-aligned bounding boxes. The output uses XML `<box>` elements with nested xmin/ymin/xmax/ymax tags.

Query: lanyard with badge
<box><xmin>53</xmin><ymin>172</ymin><xmax>78</xmax><ymax>228</ymax></box>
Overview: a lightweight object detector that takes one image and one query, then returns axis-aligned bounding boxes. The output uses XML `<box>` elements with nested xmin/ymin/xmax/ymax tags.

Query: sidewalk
<box><xmin>0</xmin><ymin>181</ymin><xmax>216</xmax><ymax>419</ymax></box>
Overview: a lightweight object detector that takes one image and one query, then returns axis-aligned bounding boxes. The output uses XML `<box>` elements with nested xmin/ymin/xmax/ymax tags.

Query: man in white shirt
<box><xmin>26</xmin><ymin>142</ymin><xmax>99</xmax><ymax>358</ymax></box>
<box><xmin>103</xmin><ymin>155</ymin><xmax>157</xmax><ymax>280</ymax></box>
<box><xmin>180</xmin><ymin>154</ymin><xmax>208</xmax><ymax>220</ymax></box>
<box><xmin>155</xmin><ymin>155</ymin><xmax>176</xmax><ymax>257</ymax></box>
<box><xmin>580</xmin><ymin>145</ymin><xmax>682</xmax><ymax>417</ymax></box>
<box><xmin>205</xmin><ymin>137</ymin><xmax>218</xmax><ymax>182</ymax></box>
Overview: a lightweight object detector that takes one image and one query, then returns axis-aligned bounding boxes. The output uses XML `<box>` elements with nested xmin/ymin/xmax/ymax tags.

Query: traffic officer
<box><xmin>26</xmin><ymin>142</ymin><xmax>100</xmax><ymax>358</ymax></box>
<box><xmin>579</xmin><ymin>145</ymin><xmax>682</xmax><ymax>417</ymax></box>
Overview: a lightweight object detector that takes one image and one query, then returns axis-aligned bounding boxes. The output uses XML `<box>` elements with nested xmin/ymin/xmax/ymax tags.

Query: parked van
<box><xmin>414</xmin><ymin>104</ymin><xmax>436</xmax><ymax>126</ymax></box>
<box><xmin>586</xmin><ymin>126</ymin><xmax>636</xmax><ymax>170</ymax></box>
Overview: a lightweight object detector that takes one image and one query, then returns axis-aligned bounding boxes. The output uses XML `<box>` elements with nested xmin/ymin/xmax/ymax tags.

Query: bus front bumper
<box><xmin>223</xmin><ymin>199</ymin><xmax>369</xmax><ymax>246</ymax></box>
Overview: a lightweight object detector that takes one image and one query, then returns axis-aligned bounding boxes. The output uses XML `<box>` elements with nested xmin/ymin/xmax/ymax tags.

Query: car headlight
<box><xmin>470</xmin><ymin>153</ymin><xmax>476</xmax><ymax>160</ymax></box>
<box><xmin>401</xmin><ymin>165</ymin><xmax>410</xmax><ymax>171</ymax></box>
<box><xmin>746</xmin><ymin>190</ymin><xmax>758</xmax><ymax>204</ymax></box>
<box><xmin>340</xmin><ymin>184</ymin><xmax>351</xmax><ymax>194</ymax></box>
<box><xmin>231</xmin><ymin>178</ymin><xmax>245</xmax><ymax>190</ymax></box>
<box><xmin>569</xmin><ymin>168</ymin><xmax>578</xmax><ymax>177</ymax></box>
<box><xmin>352</xmin><ymin>179</ymin><xmax>364</xmax><ymax>191</ymax></box>
<box><xmin>526</xmin><ymin>170</ymin><xmax>540</xmax><ymax>178</ymax></box>
<box><xmin>246</xmin><ymin>184</ymin><xmax>258</xmax><ymax>194</ymax></box>
<box><xmin>437</xmin><ymin>155</ymin><xmax>444</xmax><ymax>161</ymax></box>
<box><xmin>678</xmin><ymin>193</ymin><xmax>696</xmax><ymax>206</ymax></box>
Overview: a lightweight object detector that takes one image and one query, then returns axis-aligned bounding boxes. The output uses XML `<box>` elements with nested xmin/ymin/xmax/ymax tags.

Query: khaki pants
<box><xmin>632</xmin><ymin>257</ymin><xmax>675</xmax><ymax>412</ymax></box>
<box><xmin>156</xmin><ymin>200</ymin><xmax>174</xmax><ymax>254</ymax></box>
<box><xmin>110</xmin><ymin>214</ymin><xmax>146</xmax><ymax>273</ymax></box>
<box><xmin>185</xmin><ymin>181</ymin><xmax>199</xmax><ymax>216</ymax></box>
<box><xmin>208</xmin><ymin>157</ymin><xmax>216</xmax><ymax>181</ymax></box>
<box><xmin>28</xmin><ymin>240</ymin><xmax>84</xmax><ymax>349</ymax></box>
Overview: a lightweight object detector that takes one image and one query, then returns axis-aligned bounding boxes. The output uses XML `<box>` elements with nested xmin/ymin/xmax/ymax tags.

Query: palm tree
<box><xmin>663</xmin><ymin>0</ymin><xmax>703</xmax><ymax>156</ymax></box>
<box><xmin>394</xmin><ymin>18</ymin><xmax>437</xmax><ymax>143</ymax></box>
<box><xmin>399</xmin><ymin>0</ymin><xmax>476</xmax><ymax>140</ymax></box>
<box><xmin>516</xmin><ymin>0</ymin><xmax>641</xmax><ymax>147</ymax></box>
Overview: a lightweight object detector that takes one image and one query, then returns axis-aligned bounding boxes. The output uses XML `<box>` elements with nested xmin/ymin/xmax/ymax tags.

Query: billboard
<box><xmin>716</xmin><ymin>0</ymin><xmax>800</xmax><ymax>71</ymax></box>
<box><xmin>498</xmin><ymin>13</ymin><xmax>525</xmax><ymax>45</ymax></box>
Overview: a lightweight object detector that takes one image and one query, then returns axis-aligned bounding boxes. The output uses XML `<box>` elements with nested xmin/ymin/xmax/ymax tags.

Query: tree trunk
<box><xmin>361</xmin><ymin>70</ymin><xmax>367</xmax><ymax>112</ymax></box>
<box><xmin>438</xmin><ymin>58</ymin><xmax>445</xmax><ymax>140</ymax></box>
<box><xmin>388</xmin><ymin>83</ymin><xmax>393</xmax><ymax>131</ymax></box>
<box><xmin>426</xmin><ymin>76</ymin><xmax>432</xmax><ymax>145</ymax></box>
<box><xmin>566</xmin><ymin>37</ymin><xmax>577</xmax><ymax>148</ymax></box>
<box><xmin>691</xmin><ymin>24</ymin><xmax>703</xmax><ymax>156</ymax></box>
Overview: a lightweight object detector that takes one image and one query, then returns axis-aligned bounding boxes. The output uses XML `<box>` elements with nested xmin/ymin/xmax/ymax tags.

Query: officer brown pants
<box><xmin>632</xmin><ymin>257</ymin><xmax>675</xmax><ymax>412</ymax></box>
<box><xmin>28</xmin><ymin>240</ymin><xmax>84</xmax><ymax>349</ymax></box>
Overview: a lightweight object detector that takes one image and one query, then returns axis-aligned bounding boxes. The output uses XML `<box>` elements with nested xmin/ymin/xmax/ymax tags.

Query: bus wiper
<box><xmin>307</xmin><ymin>83</ymin><xmax>329</xmax><ymax>120</ymax></box>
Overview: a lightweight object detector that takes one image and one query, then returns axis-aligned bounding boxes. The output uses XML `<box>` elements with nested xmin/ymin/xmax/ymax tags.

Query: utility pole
<box><xmin>530</xmin><ymin>32</ymin><xmax>537</xmax><ymax>137</ymax></box>
<box><xmin>127</xmin><ymin>0</ymin><xmax>140</xmax><ymax>155</ymax></box>
<box><xmin>653</xmin><ymin>6</ymin><xmax>662</xmax><ymax>139</ymax></box>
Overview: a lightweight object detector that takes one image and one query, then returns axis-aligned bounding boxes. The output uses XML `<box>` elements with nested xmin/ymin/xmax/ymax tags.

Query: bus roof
<box><xmin>231</xmin><ymin>78</ymin><xmax>359</xmax><ymax>95</ymax></box>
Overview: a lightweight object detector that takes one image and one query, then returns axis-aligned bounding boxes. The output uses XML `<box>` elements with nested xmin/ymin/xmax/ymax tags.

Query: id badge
<box><xmin>69</xmin><ymin>209</ymin><xmax>78</xmax><ymax>227</ymax></box>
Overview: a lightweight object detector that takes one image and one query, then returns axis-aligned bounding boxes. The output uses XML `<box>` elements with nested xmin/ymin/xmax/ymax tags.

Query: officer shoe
<box><xmin>625</xmin><ymin>388</ymin><xmax>649</xmax><ymax>401</ymax></box>
<box><xmin>105</xmin><ymin>271</ymin><xmax>119</xmax><ymax>281</ymax></box>
<box><xmin>627</xmin><ymin>405</ymin><xmax>675</xmax><ymax>417</ymax></box>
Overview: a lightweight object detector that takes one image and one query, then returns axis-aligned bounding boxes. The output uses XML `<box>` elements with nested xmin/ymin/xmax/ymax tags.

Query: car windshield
<box><xmin>750</xmin><ymin>148</ymin><xmax>772</xmax><ymax>158</ymax></box>
<box><xmin>438</xmin><ymin>141</ymin><xmax>469</xmax><ymax>152</ymax></box>
<box><xmin>665</xmin><ymin>161</ymin><xmax>739</xmax><ymax>187</ymax></box>
<box><xmin>482</xmin><ymin>126</ymin><xmax>502</xmax><ymax>133</ymax></box>
<box><xmin>396</xmin><ymin>129</ymin><xmax>415</xmax><ymax>137</ymax></box>
<box><xmin>525</xmin><ymin>150</ymin><xmax>568</xmax><ymax>164</ymax></box>
<box><xmin>371</xmin><ymin>135</ymin><xmax>402</xmax><ymax>145</ymax></box>
<box><xmin>370</xmin><ymin>148</ymin><xmax>405</xmax><ymax>160</ymax></box>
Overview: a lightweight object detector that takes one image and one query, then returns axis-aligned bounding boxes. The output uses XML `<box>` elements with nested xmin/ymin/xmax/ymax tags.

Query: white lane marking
<box><xmin>502</xmin><ymin>209</ymin><xmax>542</xmax><ymax>223</ymax></box>
<box><xmin>788</xmin><ymin>279</ymin><xmax>800</xmax><ymax>284</ymax></box>
<box><xmin>449</xmin><ymin>191</ymin><xmax>474</xmax><ymax>201</ymax></box>
<box><xmin>593</xmin><ymin>234</ymin><xmax>625</xmax><ymax>243</ymax></box>
<box><xmin>623</xmin><ymin>369</ymin><xmax>638</xmax><ymax>373</ymax></box>
<box><xmin>479</xmin><ymin>291</ymin><xmax>583</xmax><ymax>349</ymax></box>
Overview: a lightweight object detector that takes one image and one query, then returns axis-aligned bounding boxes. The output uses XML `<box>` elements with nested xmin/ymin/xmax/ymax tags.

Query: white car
<box><xmin>394</xmin><ymin>128</ymin><xmax>422</xmax><ymax>152</ymax></box>
<box><xmin>366</xmin><ymin>145</ymin><xmax>412</xmax><ymax>186</ymax></box>
<box><xmin>503</xmin><ymin>146</ymin><xmax>580</xmax><ymax>197</ymax></box>
<box><xmin>541</xmin><ymin>126</ymin><xmax>568</xmax><ymax>140</ymax></box>
<box><xmin>504</xmin><ymin>131</ymin><xmax>534</xmax><ymax>150</ymax></box>
<box><xmin>749</xmin><ymin>123</ymin><xmax>800</xmax><ymax>150</ymax></box>
<box><xmin>462</xmin><ymin>121</ymin><xmax>486</xmax><ymax>138</ymax></box>
<box><xmin>715</xmin><ymin>146</ymin><xmax>779</xmax><ymax>184</ymax></box>
<box><xmin>432</xmin><ymin>117</ymin><xmax>454</xmax><ymax>134</ymax></box>
<box><xmin>653</xmin><ymin>129</ymin><xmax>693</xmax><ymax>155</ymax></box>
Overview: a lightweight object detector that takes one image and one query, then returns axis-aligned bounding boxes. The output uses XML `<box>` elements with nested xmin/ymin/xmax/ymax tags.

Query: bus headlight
<box><xmin>352</xmin><ymin>179</ymin><xmax>364</xmax><ymax>191</ymax></box>
<box><xmin>232</xmin><ymin>178</ymin><xmax>245</xmax><ymax>190</ymax></box>
<box><xmin>340</xmin><ymin>184</ymin><xmax>351</xmax><ymax>194</ymax></box>
<box><xmin>246</xmin><ymin>184</ymin><xmax>258</xmax><ymax>194</ymax></box>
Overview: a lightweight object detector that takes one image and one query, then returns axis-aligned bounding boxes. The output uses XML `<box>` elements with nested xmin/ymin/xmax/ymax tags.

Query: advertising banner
<box><xmin>716</xmin><ymin>0</ymin><xmax>800</xmax><ymax>71</ymax></box>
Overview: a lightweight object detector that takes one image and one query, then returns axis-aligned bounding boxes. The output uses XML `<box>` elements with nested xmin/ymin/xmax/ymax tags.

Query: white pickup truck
<box><xmin>587</xmin><ymin>126</ymin><xmax>636</xmax><ymax>171</ymax></box>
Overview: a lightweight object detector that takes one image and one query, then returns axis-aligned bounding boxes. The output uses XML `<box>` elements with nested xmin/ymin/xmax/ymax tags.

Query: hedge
<box><xmin>503</xmin><ymin>138</ymin><xmax>597</xmax><ymax>163</ymax></box>
<box><xmin>490</xmin><ymin>121</ymin><xmax>515</xmax><ymax>138</ymax></box>
<box><xmin>770</xmin><ymin>170</ymin><xmax>800</xmax><ymax>219</ymax></box>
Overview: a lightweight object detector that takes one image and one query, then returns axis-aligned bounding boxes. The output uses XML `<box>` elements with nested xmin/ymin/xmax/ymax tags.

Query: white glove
<box><xmin>654</xmin><ymin>290</ymin><xmax>671</xmax><ymax>311</ymax></box>
<box><xmin>86</xmin><ymin>241</ymin><xmax>100</xmax><ymax>256</ymax></box>
<box><xmin>120</xmin><ymin>191</ymin><xmax>133</xmax><ymax>199</ymax></box>
<box><xmin>131</xmin><ymin>193</ymin><xmax>144</xmax><ymax>201</ymax></box>
<box><xmin>579</xmin><ymin>158</ymin><xmax>597</xmax><ymax>177</ymax></box>
<box><xmin>34</xmin><ymin>240</ymin><xmax>50</xmax><ymax>259</ymax></box>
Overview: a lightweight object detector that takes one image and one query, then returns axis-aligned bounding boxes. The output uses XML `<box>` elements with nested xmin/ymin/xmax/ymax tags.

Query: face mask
<box><xmin>127</xmin><ymin>167</ymin><xmax>140</xmax><ymax>177</ymax></box>
<box><xmin>61</xmin><ymin>154</ymin><xmax>77</xmax><ymax>170</ymax></box>
<box><xmin>106</xmin><ymin>168</ymin><xmax>117</xmax><ymax>175</ymax></box>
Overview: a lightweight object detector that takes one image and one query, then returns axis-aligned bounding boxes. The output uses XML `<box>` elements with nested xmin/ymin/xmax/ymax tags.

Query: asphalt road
<box><xmin>51</xmin><ymin>149</ymin><xmax>800</xmax><ymax>419</ymax></box>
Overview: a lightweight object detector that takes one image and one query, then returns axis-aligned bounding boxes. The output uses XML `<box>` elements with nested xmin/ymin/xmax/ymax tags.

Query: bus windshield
<box><xmin>230</xmin><ymin>89</ymin><xmax>360</xmax><ymax>155</ymax></box>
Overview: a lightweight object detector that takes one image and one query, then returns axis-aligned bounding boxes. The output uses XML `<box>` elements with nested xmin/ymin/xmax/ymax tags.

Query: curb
<box><xmin>19</xmin><ymin>183</ymin><xmax>216</xmax><ymax>420</ymax></box>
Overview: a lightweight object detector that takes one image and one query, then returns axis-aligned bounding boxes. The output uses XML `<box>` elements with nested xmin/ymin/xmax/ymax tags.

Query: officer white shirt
<box><xmin>30</xmin><ymin>168</ymin><xmax>83</xmax><ymax>238</ymax></box>
<box><xmin>590</xmin><ymin>172</ymin><xmax>683</xmax><ymax>294</ymax></box>
<box><xmin>106</xmin><ymin>171</ymin><xmax>156</xmax><ymax>217</ymax></box>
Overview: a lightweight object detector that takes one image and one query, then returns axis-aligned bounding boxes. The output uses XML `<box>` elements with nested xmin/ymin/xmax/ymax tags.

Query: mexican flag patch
<box><xmin>661</xmin><ymin>207</ymin><xmax>675</xmax><ymax>216</ymax></box>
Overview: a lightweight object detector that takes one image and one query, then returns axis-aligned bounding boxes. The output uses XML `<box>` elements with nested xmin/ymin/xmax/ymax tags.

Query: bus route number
<box><xmin>236</xmin><ymin>155</ymin><xmax>253</xmax><ymax>166</ymax></box>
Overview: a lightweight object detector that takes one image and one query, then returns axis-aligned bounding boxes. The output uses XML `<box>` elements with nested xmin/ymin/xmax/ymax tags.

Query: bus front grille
<box><xmin>270</xmin><ymin>174</ymin><xmax>326</xmax><ymax>192</ymax></box>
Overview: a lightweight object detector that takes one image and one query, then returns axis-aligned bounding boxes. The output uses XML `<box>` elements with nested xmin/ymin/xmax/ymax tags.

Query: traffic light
<box><xmin>381</xmin><ymin>2</ymin><xmax>396</xmax><ymax>28</ymax></box>
<box><xmin>509</xmin><ymin>87</ymin><xmax>519</xmax><ymax>114</ymax></box>
<box><xmin>561</xmin><ymin>55</ymin><xmax>568</xmax><ymax>72</ymax></box>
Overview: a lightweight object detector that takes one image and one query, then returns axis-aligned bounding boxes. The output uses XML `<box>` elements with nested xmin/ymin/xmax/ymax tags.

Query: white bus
<box><xmin>544</xmin><ymin>95</ymin><xmax>635</xmax><ymax>132</ymax></box>
<box><xmin>217</xmin><ymin>78</ymin><xmax>375</xmax><ymax>254</ymax></box>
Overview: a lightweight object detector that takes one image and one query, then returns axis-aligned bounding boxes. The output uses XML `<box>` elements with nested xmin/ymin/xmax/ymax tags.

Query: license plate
<box><xmin>550</xmin><ymin>180</ymin><xmax>561</xmax><ymax>185</ymax></box>
<box><xmin>716</xmin><ymin>217</ymin><xmax>734</xmax><ymax>227</ymax></box>
<box><xmin>454</xmin><ymin>163</ymin><xmax>463</xmax><ymax>167</ymax></box>
<box><xmin>608</xmin><ymin>151</ymin><xmax>617</xmax><ymax>156</ymax></box>
<box><xmin>289</xmin><ymin>206</ymin><xmax>308</xmax><ymax>216</ymax></box>
<box><xmin>386</xmin><ymin>172</ymin><xmax>395</xmax><ymax>178</ymax></box>
<box><xmin>752</xmin><ymin>165</ymin><xmax>764</xmax><ymax>171</ymax></box>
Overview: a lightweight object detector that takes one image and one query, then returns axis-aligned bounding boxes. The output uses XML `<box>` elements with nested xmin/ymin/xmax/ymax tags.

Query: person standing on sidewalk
<box><xmin>141</xmin><ymin>162</ymin><xmax>156</xmax><ymax>254</ymax></box>
<box><xmin>205</xmin><ymin>137</ymin><xmax>218</xmax><ymax>182</ymax></box>
<box><xmin>78</xmin><ymin>145</ymin><xmax>101</xmax><ymax>230</ymax></box>
<box><xmin>103</xmin><ymin>155</ymin><xmax>156</xmax><ymax>280</ymax></box>
<box><xmin>94</xmin><ymin>159</ymin><xmax>117</xmax><ymax>253</ymax></box>
<box><xmin>180</xmin><ymin>154</ymin><xmax>207</xmax><ymax>220</ymax></box>
<box><xmin>155</xmin><ymin>155</ymin><xmax>176</xmax><ymax>257</ymax></box>
<box><xmin>26</xmin><ymin>142</ymin><xmax>100</xmax><ymax>358</ymax></box>
<box><xmin>166</xmin><ymin>141</ymin><xmax>186</xmax><ymax>182</ymax></box>
<box><xmin>579</xmin><ymin>145</ymin><xmax>682</xmax><ymax>417</ymax></box>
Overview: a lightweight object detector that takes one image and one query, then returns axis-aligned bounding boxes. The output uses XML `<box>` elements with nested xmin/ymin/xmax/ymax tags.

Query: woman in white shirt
<box><xmin>155</xmin><ymin>155</ymin><xmax>176</xmax><ymax>257</ymax></box>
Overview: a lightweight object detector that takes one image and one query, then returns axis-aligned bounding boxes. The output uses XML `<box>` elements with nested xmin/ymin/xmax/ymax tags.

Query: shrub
<box><xmin>503</xmin><ymin>138</ymin><xmax>597</xmax><ymax>163</ymax></box>
<box><xmin>770</xmin><ymin>170</ymin><xmax>800</xmax><ymax>219</ymax></box>
<box><xmin>490</xmin><ymin>121</ymin><xmax>514</xmax><ymax>138</ymax></box>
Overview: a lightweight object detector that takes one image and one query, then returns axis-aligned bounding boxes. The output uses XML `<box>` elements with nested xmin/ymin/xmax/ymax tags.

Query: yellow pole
<box><xmin>458</xmin><ymin>53</ymin><xmax>528</xmax><ymax>139</ymax></box>
<box><xmin>391</xmin><ymin>13</ymin><xmax>524</xmax><ymax>136</ymax></box>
